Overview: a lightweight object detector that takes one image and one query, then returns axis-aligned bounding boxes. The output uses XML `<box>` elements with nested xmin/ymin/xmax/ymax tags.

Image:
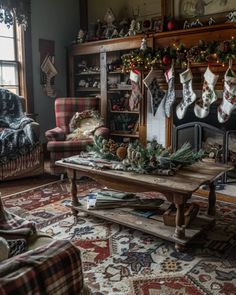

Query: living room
<box><xmin>0</xmin><ymin>0</ymin><xmax>236</xmax><ymax>294</ymax></box>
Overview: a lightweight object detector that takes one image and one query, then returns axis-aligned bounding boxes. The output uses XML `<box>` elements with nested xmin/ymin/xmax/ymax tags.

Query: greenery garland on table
<box><xmin>121</xmin><ymin>38</ymin><xmax>236</xmax><ymax>71</ymax></box>
<box><xmin>88</xmin><ymin>136</ymin><xmax>205</xmax><ymax>175</ymax></box>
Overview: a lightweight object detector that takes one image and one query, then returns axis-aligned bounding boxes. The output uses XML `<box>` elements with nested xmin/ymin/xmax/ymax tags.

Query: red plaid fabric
<box><xmin>0</xmin><ymin>240</ymin><xmax>85</xmax><ymax>295</ymax></box>
<box><xmin>47</xmin><ymin>138</ymin><xmax>93</xmax><ymax>152</ymax></box>
<box><xmin>45</xmin><ymin>97</ymin><xmax>99</xmax><ymax>175</ymax></box>
<box><xmin>55</xmin><ymin>97</ymin><xmax>99</xmax><ymax>134</ymax></box>
<box><xmin>45</xmin><ymin>127</ymin><xmax>66</xmax><ymax>141</ymax></box>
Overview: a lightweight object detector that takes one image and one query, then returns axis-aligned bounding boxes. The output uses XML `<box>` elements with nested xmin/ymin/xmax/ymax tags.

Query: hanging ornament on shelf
<box><xmin>167</xmin><ymin>19</ymin><xmax>175</xmax><ymax>31</ymax></box>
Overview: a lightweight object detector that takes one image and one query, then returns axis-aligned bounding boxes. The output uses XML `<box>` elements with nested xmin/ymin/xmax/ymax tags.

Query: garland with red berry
<box><xmin>121</xmin><ymin>38</ymin><xmax>236</xmax><ymax>71</ymax></box>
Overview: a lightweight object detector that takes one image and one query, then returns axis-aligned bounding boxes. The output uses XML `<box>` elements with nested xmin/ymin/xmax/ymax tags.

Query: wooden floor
<box><xmin>0</xmin><ymin>161</ymin><xmax>59</xmax><ymax>197</ymax></box>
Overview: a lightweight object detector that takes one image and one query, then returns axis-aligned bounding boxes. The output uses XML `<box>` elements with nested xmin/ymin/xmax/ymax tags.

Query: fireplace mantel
<box><xmin>154</xmin><ymin>23</ymin><xmax>236</xmax><ymax>147</ymax></box>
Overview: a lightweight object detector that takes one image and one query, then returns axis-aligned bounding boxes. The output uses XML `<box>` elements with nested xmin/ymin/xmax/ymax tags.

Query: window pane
<box><xmin>0</xmin><ymin>22</ymin><xmax>14</xmax><ymax>37</ymax></box>
<box><xmin>0</xmin><ymin>37</ymin><xmax>15</xmax><ymax>60</ymax></box>
<box><xmin>0</xmin><ymin>63</ymin><xmax>18</xmax><ymax>85</ymax></box>
<box><xmin>1</xmin><ymin>85</ymin><xmax>19</xmax><ymax>95</ymax></box>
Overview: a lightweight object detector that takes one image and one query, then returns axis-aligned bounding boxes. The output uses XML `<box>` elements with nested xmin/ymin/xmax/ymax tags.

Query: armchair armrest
<box><xmin>45</xmin><ymin>127</ymin><xmax>66</xmax><ymax>141</ymax></box>
<box><xmin>31</xmin><ymin>122</ymin><xmax>40</xmax><ymax>140</ymax></box>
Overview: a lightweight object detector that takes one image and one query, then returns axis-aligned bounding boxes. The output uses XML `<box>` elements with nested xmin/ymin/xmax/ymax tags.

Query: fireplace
<box><xmin>172</xmin><ymin>104</ymin><xmax>236</xmax><ymax>183</ymax></box>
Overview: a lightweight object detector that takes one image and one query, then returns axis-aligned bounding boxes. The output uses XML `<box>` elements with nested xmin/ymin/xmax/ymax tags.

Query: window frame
<box><xmin>0</xmin><ymin>20</ymin><xmax>33</xmax><ymax>114</ymax></box>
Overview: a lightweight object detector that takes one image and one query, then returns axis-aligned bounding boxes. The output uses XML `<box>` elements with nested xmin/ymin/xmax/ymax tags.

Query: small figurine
<box><xmin>183</xmin><ymin>20</ymin><xmax>190</xmax><ymax>29</ymax></box>
<box><xmin>140</xmin><ymin>38</ymin><xmax>147</xmax><ymax>51</ymax></box>
<box><xmin>190</xmin><ymin>18</ymin><xmax>203</xmax><ymax>28</ymax></box>
<box><xmin>111</xmin><ymin>28</ymin><xmax>119</xmax><ymax>38</ymax></box>
<box><xmin>208</xmin><ymin>17</ymin><xmax>216</xmax><ymax>26</ymax></box>
<box><xmin>226</xmin><ymin>11</ymin><xmax>236</xmax><ymax>22</ymax></box>
<box><xmin>104</xmin><ymin>8</ymin><xmax>115</xmax><ymax>27</ymax></box>
<box><xmin>76</xmin><ymin>29</ymin><xmax>85</xmax><ymax>43</ymax></box>
<box><xmin>126</xmin><ymin>19</ymin><xmax>136</xmax><ymax>36</ymax></box>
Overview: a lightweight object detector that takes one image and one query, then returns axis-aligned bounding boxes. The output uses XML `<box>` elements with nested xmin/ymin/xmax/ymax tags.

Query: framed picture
<box><xmin>172</xmin><ymin>0</ymin><xmax>235</xmax><ymax>22</ymax></box>
<box><xmin>152</xmin><ymin>17</ymin><xmax>164</xmax><ymax>32</ymax></box>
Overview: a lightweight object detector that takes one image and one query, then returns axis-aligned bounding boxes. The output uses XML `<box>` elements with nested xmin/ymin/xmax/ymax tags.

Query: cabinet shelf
<box><xmin>108</xmin><ymin>87</ymin><xmax>132</xmax><ymax>92</ymax></box>
<box><xmin>76</xmin><ymin>72</ymin><xmax>100</xmax><ymax>76</ymax></box>
<box><xmin>110</xmin><ymin>132</ymin><xmax>139</xmax><ymax>138</ymax></box>
<box><xmin>76</xmin><ymin>87</ymin><xmax>100</xmax><ymax>92</ymax></box>
<box><xmin>110</xmin><ymin>110</ymin><xmax>139</xmax><ymax>114</ymax></box>
<box><xmin>108</xmin><ymin>71</ymin><xmax>124</xmax><ymax>74</ymax></box>
<box><xmin>68</xmin><ymin>35</ymin><xmax>149</xmax><ymax>146</ymax></box>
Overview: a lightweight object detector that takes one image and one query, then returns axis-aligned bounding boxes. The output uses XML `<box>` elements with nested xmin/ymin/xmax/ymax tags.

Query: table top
<box><xmin>56</xmin><ymin>157</ymin><xmax>232</xmax><ymax>195</ymax></box>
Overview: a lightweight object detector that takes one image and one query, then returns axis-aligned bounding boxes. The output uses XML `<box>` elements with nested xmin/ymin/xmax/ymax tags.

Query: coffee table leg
<box><xmin>174</xmin><ymin>200</ymin><xmax>186</xmax><ymax>252</ymax></box>
<box><xmin>208</xmin><ymin>182</ymin><xmax>216</xmax><ymax>216</ymax></box>
<box><xmin>68</xmin><ymin>169</ymin><xmax>80</xmax><ymax>219</ymax></box>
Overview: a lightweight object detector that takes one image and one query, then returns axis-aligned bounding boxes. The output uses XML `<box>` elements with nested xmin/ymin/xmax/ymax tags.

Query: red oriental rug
<box><xmin>2</xmin><ymin>180</ymin><xmax>236</xmax><ymax>295</ymax></box>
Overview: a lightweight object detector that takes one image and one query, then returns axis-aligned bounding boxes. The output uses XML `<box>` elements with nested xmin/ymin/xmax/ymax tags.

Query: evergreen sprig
<box><xmin>88</xmin><ymin>137</ymin><xmax>206</xmax><ymax>175</ymax></box>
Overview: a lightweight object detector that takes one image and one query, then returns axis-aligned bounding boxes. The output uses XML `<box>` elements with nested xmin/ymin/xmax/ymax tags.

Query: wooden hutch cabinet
<box><xmin>68</xmin><ymin>36</ymin><xmax>153</xmax><ymax>146</ymax></box>
<box><xmin>68</xmin><ymin>23</ymin><xmax>235</xmax><ymax>148</ymax></box>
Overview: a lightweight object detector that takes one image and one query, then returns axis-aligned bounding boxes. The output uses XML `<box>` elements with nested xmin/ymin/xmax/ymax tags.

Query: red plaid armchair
<box><xmin>45</xmin><ymin>97</ymin><xmax>108</xmax><ymax>175</ymax></box>
<box><xmin>0</xmin><ymin>199</ymin><xmax>89</xmax><ymax>295</ymax></box>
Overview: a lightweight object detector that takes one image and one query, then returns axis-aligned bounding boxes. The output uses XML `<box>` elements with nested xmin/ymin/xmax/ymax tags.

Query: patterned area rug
<box><xmin>2</xmin><ymin>180</ymin><xmax>236</xmax><ymax>295</ymax></box>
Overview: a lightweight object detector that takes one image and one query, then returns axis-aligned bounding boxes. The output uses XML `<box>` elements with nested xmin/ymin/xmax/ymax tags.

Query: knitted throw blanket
<box><xmin>0</xmin><ymin>89</ymin><xmax>39</xmax><ymax>165</ymax></box>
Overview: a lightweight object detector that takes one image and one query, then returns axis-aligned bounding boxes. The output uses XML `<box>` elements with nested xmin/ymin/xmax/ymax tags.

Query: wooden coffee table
<box><xmin>56</xmin><ymin>158</ymin><xmax>232</xmax><ymax>250</ymax></box>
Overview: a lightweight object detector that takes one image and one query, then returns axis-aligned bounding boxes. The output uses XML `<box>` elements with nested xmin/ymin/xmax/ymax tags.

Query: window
<box><xmin>0</xmin><ymin>21</ymin><xmax>24</xmax><ymax>95</ymax></box>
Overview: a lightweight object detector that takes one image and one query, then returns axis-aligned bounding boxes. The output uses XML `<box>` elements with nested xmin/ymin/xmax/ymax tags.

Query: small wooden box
<box><xmin>163</xmin><ymin>203</ymin><xmax>199</xmax><ymax>227</ymax></box>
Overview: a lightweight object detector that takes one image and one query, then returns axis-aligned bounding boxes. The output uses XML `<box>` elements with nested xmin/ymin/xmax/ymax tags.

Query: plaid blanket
<box><xmin>0</xmin><ymin>88</ymin><xmax>38</xmax><ymax>165</ymax></box>
<box><xmin>0</xmin><ymin>198</ymin><xmax>36</xmax><ymax>256</ymax></box>
<box><xmin>0</xmin><ymin>240</ymin><xmax>85</xmax><ymax>295</ymax></box>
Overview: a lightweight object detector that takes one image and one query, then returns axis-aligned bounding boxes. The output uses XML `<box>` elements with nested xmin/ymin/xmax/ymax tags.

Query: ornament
<box><xmin>183</xmin><ymin>20</ymin><xmax>190</xmax><ymax>29</ymax></box>
<box><xmin>167</xmin><ymin>20</ymin><xmax>175</xmax><ymax>31</ymax></box>
<box><xmin>140</xmin><ymin>38</ymin><xmax>147</xmax><ymax>51</ymax></box>
<box><xmin>94</xmin><ymin>127</ymin><xmax>110</xmax><ymax>139</ymax></box>
<box><xmin>226</xmin><ymin>11</ymin><xmax>236</xmax><ymax>22</ymax></box>
<box><xmin>208</xmin><ymin>17</ymin><xmax>216</xmax><ymax>26</ymax></box>
<box><xmin>162</xmin><ymin>55</ymin><xmax>171</xmax><ymax>65</ymax></box>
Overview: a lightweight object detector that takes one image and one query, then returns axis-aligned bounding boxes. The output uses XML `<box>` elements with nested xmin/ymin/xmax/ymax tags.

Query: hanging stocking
<box><xmin>129</xmin><ymin>69</ymin><xmax>142</xmax><ymax>111</ymax></box>
<box><xmin>143</xmin><ymin>67</ymin><xmax>165</xmax><ymax>116</ymax></box>
<box><xmin>164</xmin><ymin>63</ymin><xmax>175</xmax><ymax>118</ymax></box>
<box><xmin>194</xmin><ymin>66</ymin><xmax>219</xmax><ymax>118</ymax></box>
<box><xmin>176</xmin><ymin>67</ymin><xmax>197</xmax><ymax>120</ymax></box>
<box><xmin>218</xmin><ymin>61</ymin><xmax>236</xmax><ymax>123</ymax></box>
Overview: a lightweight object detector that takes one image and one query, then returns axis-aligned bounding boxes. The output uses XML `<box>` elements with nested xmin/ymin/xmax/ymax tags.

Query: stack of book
<box><xmin>87</xmin><ymin>190</ymin><xmax>164</xmax><ymax>210</ymax></box>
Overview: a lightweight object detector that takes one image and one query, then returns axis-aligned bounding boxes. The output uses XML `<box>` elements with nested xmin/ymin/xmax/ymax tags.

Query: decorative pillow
<box><xmin>66</xmin><ymin>110</ymin><xmax>104</xmax><ymax>141</ymax></box>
